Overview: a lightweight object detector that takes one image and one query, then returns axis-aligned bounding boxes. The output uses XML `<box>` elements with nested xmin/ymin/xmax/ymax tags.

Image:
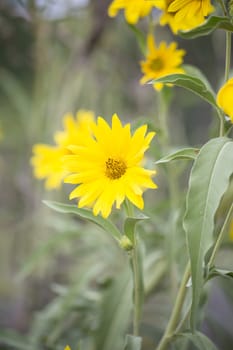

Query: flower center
<box><xmin>105</xmin><ymin>158</ymin><xmax>127</xmax><ymax>180</ymax></box>
<box><xmin>150</xmin><ymin>58</ymin><xmax>164</xmax><ymax>71</ymax></box>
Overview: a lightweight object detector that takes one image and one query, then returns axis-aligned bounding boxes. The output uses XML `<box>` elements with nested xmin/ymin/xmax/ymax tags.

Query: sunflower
<box><xmin>140</xmin><ymin>34</ymin><xmax>185</xmax><ymax>90</ymax></box>
<box><xmin>31</xmin><ymin>110</ymin><xmax>95</xmax><ymax>189</ymax></box>
<box><xmin>217</xmin><ymin>77</ymin><xmax>233</xmax><ymax>123</ymax></box>
<box><xmin>108</xmin><ymin>0</ymin><xmax>160</xmax><ymax>24</ymax></box>
<box><xmin>156</xmin><ymin>0</ymin><xmax>214</xmax><ymax>33</ymax></box>
<box><xmin>168</xmin><ymin>0</ymin><xmax>214</xmax><ymax>30</ymax></box>
<box><xmin>64</xmin><ymin>114</ymin><xmax>157</xmax><ymax>218</ymax></box>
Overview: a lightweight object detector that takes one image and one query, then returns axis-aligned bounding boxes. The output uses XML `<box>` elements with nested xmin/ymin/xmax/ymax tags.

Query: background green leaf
<box><xmin>183</xmin><ymin>137</ymin><xmax>233</xmax><ymax>329</ymax></box>
<box><xmin>94</xmin><ymin>268</ymin><xmax>132</xmax><ymax>350</ymax></box>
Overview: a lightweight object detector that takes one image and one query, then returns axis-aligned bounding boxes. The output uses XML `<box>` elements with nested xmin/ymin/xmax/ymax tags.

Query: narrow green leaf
<box><xmin>207</xmin><ymin>267</ymin><xmax>233</xmax><ymax>281</ymax></box>
<box><xmin>179</xmin><ymin>16</ymin><xmax>233</xmax><ymax>39</ymax></box>
<box><xmin>183</xmin><ymin>137</ymin><xmax>233</xmax><ymax>329</ymax></box>
<box><xmin>156</xmin><ymin>147</ymin><xmax>199</xmax><ymax>164</ymax></box>
<box><xmin>124</xmin><ymin>334</ymin><xmax>142</xmax><ymax>350</ymax></box>
<box><xmin>150</xmin><ymin>73</ymin><xmax>217</xmax><ymax>109</ymax></box>
<box><xmin>124</xmin><ymin>215</ymin><xmax>148</xmax><ymax>243</ymax></box>
<box><xmin>175</xmin><ymin>331</ymin><xmax>218</xmax><ymax>350</ymax></box>
<box><xmin>43</xmin><ymin>200</ymin><xmax>122</xmax><ymax>240</ymax></box>
<box><xmin>94</xmin><ymin>268</ymin><xmax>132</xmax><ymax>350</ymax></box>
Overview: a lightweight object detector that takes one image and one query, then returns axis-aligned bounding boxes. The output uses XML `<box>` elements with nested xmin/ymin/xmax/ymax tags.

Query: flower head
<box><xmin>64</xmin><ymin>114</ymin><xmax>157</xmax><ymax>218</ymax></box>
<box><xmin>217</xmin><ymin>78</ymin><xmax>233</xmax><ymax>123</ymax></box>
<box><xmin>140</xmin><ymin>34</ymin><xmax>185</xmax><ymax>90</ymax></box>
<box><xmin>31</xmin><ymin>110</ymin><xmax>95</xmax><ymax>189</ymax></box>
<box><xmin>157</xmin><ymin>0</ymin><xmax>214</xmax><ymax>33</ymax></box>
<box><xmin>108</xmin><ymin>0</ymin><xmax>160</xmax><ymax>24</ymax></box>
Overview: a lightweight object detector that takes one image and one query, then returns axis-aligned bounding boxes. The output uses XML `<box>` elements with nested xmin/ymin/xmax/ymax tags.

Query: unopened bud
<box><xmin>119</xmin><ymin>235</ymin><xmax>133</xmax><ymax>251</ymax></box>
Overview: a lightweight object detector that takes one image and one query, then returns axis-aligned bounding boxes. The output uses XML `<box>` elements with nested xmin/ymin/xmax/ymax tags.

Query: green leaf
<box><xmin>94</xmin><ymin>268</ymin><xmax>132</xmax><ymax>350</ymax></box>
<box><xmin>150</xmin><ymin>72</ymin><xmax>218</xmax><ymax>109</ymax></box>
<box><xmin>43</xmin><ymin>201</ymin><xmax>122</xmax><ymax>240</ymax></box>
<box><xmin>124</xmin><ymin>335</ymin><xmax>142</xmax><ymax>350</ymax></box>
<box><xmin>124</xmin><ymin>215</ymin><xmax>148</xmax><ymax>244</ymax></box>
<box><xmin>175</xmin><ymin>331</ymin><xmax>218</xmax><ymax>350</ymax></box>
<box><xmin>155</xmin><ymin>147</ymin><xmax>199</xmax><ymax>164</ymax></box>
<box><xmin>179</xmin><ymin>16</ymin><xmax>233</xmax><ymax>39</ymax></box>
<box><xmin>183</xmin><ymin>64</ymin><xmax>215</xmax><ymax>92</ymax></box>
<box><xmin>183</xmin><ymin>137</ymin><xmax>233</xmax><ymax>329</ymax></box>
<box><xmin>207</xmin><ymin>267</ymin><xmax>233</xmax><ymax>281</ymax></box>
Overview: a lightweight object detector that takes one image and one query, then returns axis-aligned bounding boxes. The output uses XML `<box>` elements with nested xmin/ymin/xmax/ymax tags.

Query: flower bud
<box><xmin>119</xmin><ymin>235</ymin><xmax>133</xmax><ymax>251</ymax></box>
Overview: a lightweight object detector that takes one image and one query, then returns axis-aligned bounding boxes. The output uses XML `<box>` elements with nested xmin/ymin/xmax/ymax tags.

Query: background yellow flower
<box><xmin>108</xmin><ymin>0</ymin><xmax>160</xmax><ymax>24</ymax></box>
<box><xmin>217</xmin><ymin>77</ymin><xmax>233</xmax><ymax>123</ymax></box>
<box><xmin>157</xmin><ymin>0</ymin><xmax>214</xmax><ymax>33</ymax></box>
<box><xmin>64</xmin><ymin>114</ymin><xmax>157</xmax><ymax>218</ymax></box>
<box><xmin>31</xmin><ymin>110</ymin><xmax>95</xmax><ymax>190</ymax></box>
<box><xmin>140</xmin><ymin>34</ymin><xmax>186</xmax><ymax>90</ymax></box>
<box><xmin>168</xmin><ymin>0</ymin><xmax>214</xmax><ymax>30</ymax></box>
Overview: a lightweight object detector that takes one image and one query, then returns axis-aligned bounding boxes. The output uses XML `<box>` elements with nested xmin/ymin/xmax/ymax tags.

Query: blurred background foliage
<box><xmin>0</xmin><ymin>1</ymin><xmax>233</xmax><ymax>349</ymax></box>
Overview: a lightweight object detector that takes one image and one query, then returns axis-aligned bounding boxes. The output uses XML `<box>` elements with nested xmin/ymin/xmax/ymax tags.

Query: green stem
<box><xmin>216</xmin><ymin>0</ymin><xmax>227</xmax><ymax>15</ymax></box>
<box><xmin>157</xmin><ymin>91</ymin><xmax>179</xmax><ymax>296</ymax></box>
<box><xmin>217</xmin><ymin>108</ymin><xmax>225</xmax><ymax>137</ymax></box>
<box><xmin>208</xmin><ymin>202</ymin><xmax>233</xmax><ymax>268</ymax></box>
<box><xmin>124</xmin><ymin>200</ymin><xmax>142</xmax><ymax>336</ymax></box>
<box><xmin>225</xmin><ymin>31</ymin><xmax>232</xmax><ymax>82</ymax></box>
<box><xmin>131</xmin><ymin>244</ymin><xmax>142</xmax><ymax>336</ymax></box>
<box><xmin>155</xmin><ymin>262</ymin><xmax>190</xmax><ymax>350</ymax></box>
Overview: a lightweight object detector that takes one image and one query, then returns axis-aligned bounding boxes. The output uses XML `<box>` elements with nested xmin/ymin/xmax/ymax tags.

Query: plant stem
<box><xmin>217</xmin><ymin>109</ymin><xmax>225</xmax><ymax>137</ymax></box>
<box><xmin>225</xmin><ymin>31</ymin><xmax>232</xmax><ymax>82</ymax></box>
<box><xmin>155</xmin><ymin>262</ymin><xmax>190</xmax><ymax>350</ymax></box>
<box><xmin>131</xmin><ymin>244</ymin><xmax>142</xmax><ymax>336</ymax></box>
<box><xmin>216</xmin><ymin>0</ymin><xmax>227</xmax><ymax>15</ymax></box>
<box><xmin>124</xmin><ymin>200</ymin><xmax>142</xmax><ymax>336</ymax></box>
<box><xmin>208</xmin><ymin>202</ymin><xmax>233</xmax><ymax>268</ymax></box>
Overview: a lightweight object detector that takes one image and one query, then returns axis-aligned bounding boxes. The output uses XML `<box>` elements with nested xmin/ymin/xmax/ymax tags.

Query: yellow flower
<box><xmin>140</xmin><ymin>34</ymin><xmax>185</xmax><ymax>90</ymax></box>
<box><xmin>64</xmin><ymin>114</ymin><xmax>157</xmax><ymax>218</ymax></box>
<box><xmin>216</xmin><ymin>77</ymin><xmax>233</xmax><ymax>123</ymax></box>
<box><xmin>64</xmin><ymin>347</ymin><xmax>71</xmax><ymax>350</ymax></box>
<box><xmin>156</xmin><ymin>0</ymin><xmax>214</xmax><ymax>33</ymax></box>
<box><xmin>31</xmin><ymin>110</ymin><xmax>95</xmax><ymax>190</ymax></box>
<box><xmin>108</xmin><ymin>0</ymin><xmax>160</xmax><ymax>24</ymax></box>
<box><xmin>31</xmin><ymin>145</ymin><xmax>68</xmax><ymax>189</ymax></box>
